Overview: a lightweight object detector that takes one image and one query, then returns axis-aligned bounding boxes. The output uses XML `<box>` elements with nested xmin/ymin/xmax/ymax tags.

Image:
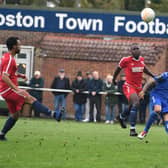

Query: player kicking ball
<box><xmin>138</xmin><ymin>72</ymin><xmax>168</xmax><ymax>140</ymax></box>
<box><xmin>0</xmin><ymin>37</ymin><xmax>63</xmax><ymax>141</ymax></box>
<box><xmin>113</xmin><ymin>43</ymin><xmax>154</xmax><ymax>136</ymax></box>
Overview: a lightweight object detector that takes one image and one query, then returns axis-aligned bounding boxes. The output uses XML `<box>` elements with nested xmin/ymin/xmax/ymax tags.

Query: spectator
<box><xmin>83</xmin><ymin>71</ymin><xmax>92</xmax><ymax>122</ymax></box>
<box><xmin>117</xmin><ymin>74</ymin><xmax>128</xmax><ymax>115</ymax></box>
<box><xmin>51</xmin><ymin>69</ymin><xmax>70</xmax><ymax>119</ymax></box>
<box><xmin>71</xmin><ymin>71</ymin><xmax>87</xmax><ymax>121</ymax></box>
<box><xmin>88</xmin><ymin>71</ymin><xmax>103</xmax><ymax>122</ymax></box>
<box><xmin>29</xmin><ymin>71</ymin><xmax>44</xmax><ymax>117</ymax></box>
<box><xmin>103</xmin><ymin>74</ymin><xmax>118</xmax><ymax>124</ymax></box>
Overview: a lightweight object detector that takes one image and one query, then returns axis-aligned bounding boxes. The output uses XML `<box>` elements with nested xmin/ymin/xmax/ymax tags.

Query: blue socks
<box><xmin>143</xmin><ymin>112</ymin><xmax>168</xmax><ymax>134</ymax></box>
<box><xmin>1</xmin><ymin>117</ymin><xmax>17</xmax><ymax>135</ymax></box>
<box><xmin>32</xmin><ymin>101</ymin><xmax>52</xmax><ymax>116</ymax></box>
<box><xmin>120</xmin><ymin>106</ymin><xmax>130</xmax><ymax>120</ymax></box>
<box><xmin>129</xmin><ymin>106</ymin><xmax>137</xmax><ymax>127</ymax></box>
<box><xmin>144</xmin><ymin>112</ymin><xmax>158</xmax><ymax>132</ymax></box>
<box><xmin>164</xmin><ymin>121</ymin><xmax>168</xmax><ymax>134</ymax></box>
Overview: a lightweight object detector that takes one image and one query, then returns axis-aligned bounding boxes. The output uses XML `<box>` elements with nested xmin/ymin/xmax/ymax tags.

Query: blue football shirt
<box><xmin>151</xmin><ymin>72</ymin><xmax>168</xmax><ymax>99</ymax></box>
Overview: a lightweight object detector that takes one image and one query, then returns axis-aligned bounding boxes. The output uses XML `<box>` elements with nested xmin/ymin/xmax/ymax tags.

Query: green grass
<box><xmin>0</xmin><ymin>117</ymin><xmax>168</xmax><ymax>168</ymax></box>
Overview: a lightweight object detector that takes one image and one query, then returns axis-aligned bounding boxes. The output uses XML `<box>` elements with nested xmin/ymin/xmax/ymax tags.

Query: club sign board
<box><xmin>0</xmin><ymin>8</ymin><xmax>167</xmax><ymax>38</ymax></box>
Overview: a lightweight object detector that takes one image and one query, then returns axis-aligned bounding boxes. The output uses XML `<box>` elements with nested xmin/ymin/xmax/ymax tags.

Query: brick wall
<box><xmin>37</xmin><ymin>54</ymin><xmax>167</xmax><ymax>118</ymax></box>
<box><xmin>39</xmin><ymin>58</ymin><xmax>118</xmax><ymax>118</ymax></box>
<box><xmin>147</xmin><ymin>48</ymin><xmax>167</xmax><ymax>75</ymax></box>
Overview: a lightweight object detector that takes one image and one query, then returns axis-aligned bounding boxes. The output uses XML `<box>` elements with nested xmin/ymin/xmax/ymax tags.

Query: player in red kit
<box><xmin>113</xmin><ymin>43</ymin><xmax>155</xmax><ymax>136</ymax></box>
<box><xmin>0</xmin><ymin>37</ymin><xmax>63</xmax><ymax>141</ymax></box>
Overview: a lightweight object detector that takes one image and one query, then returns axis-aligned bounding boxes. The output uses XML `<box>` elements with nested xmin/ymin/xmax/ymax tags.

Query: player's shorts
<box><xmin>123</xmin><ymin>83</ymin><xmax>142</xmax><ymax>101</ymax></box>
<box><xmin>151</xmin><ymin>93</ymin><xmax>168</xmax><ymax>114</ymax></box>
<box><xmin>1</xmin><ymin>89</ymin><xmax>26</xmax><ymax>114</ymax></box>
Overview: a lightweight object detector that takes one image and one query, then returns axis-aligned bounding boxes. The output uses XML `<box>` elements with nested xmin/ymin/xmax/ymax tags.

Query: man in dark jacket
<box><xmin>29</xmin><ymin>71</ymin><xmax>44</xmax><ymax>117</ymax></box>
<box><xmin>51</xmin><ymin>69</ymin><xmax>70</xmax><ymax>119</ymax></box>
<box><xmin>88</xmin><ymin>71</ymin><xmax>103</xmax><ymax>122</ymax></box>
<box><xmin>71</xmin><ymin>71</ymin><xmax>87</xmax><ymax>121</ymax></box>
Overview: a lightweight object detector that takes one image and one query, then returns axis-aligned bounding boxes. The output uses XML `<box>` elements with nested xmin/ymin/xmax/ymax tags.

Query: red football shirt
<box><xmin>118</xmin><ymin>56</ymin><xmax>145</xmax><ymax>88</ymax></box>
<box><xmin>0</xmin><ymin>52</ymin><xmax>18</xmax><ymax>94</ymax></box>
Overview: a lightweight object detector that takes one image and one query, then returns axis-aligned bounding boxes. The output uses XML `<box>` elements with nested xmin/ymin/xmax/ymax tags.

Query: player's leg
<box><xmin>129</xmin><ymin>93</ymin><xmax>139</xmax><ymax>136</ymax></box>
<box><xmin>117</xmin><ymin>107</ymin><xmax>130</xmax><ymax>128</ymax></box>
<box><xmin>144</xmin><ymin>111</ymin><xmax>159</xmax><ymax>132</ymax></box>
<box><xmin>22</xmin><ymin>90</ymin><xmax>62</xmax><ymax>121</ymax></box>
<box><xmin>0</xmin><ymin>90</ymin><xmax>24</xmax><ymax>141</ymax></box>
<box><xmin>163</xmin><ymin>113</ymin><xmax>168</xmax><ymax>134</ymax></box>
<box><xmin>138</xmin><ymin>96</ymin><xmax>161</xmax><ymax>139</ymax></box>
<box><xmin>117</xmin><ymin>105</ymin><xmax>131</xmax><ymax>128</ymax></box>
<box><xmin>118</xmin><ymin>84</ymin><xmax>139</xmax><ymax>132</ymax></box>
<box><xmin>145</xmin><ymin>104</ymin><xmax>161</xmax><ymax>133</ymax></box>
<box><xmin>119</xmin><ymin>105</ymin><xmax>131</xmax><ymax>120</ymax></box>
<box><xmin>120</xmin><ymin>85</ymin><xmax>130</xmax><ymax>120</ymax></box>
<box><xmin>138</xmin><ymin>111</ymin><xmax>160</xmax><ymax>140</ymax></box>
<box><xmin>117</xmin><ymin>84</ymin><xmax>132</xmax><ymax>128</ymax></box>
<box><xmin>0</xmin><ymin>111</ymin><xmax>19</xmax><ymax>141</ymax></box>
<box><xmin>160</xmin><ymin>99</ymin><xmax>168</xmax><ymax>134</ymax></box>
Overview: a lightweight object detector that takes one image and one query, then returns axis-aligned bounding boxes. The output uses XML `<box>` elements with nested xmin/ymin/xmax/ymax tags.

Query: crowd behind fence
<box><xmin>19</xmin><ymin>84</ymin><xmax>150</xmax><ymax>124</ymax></box>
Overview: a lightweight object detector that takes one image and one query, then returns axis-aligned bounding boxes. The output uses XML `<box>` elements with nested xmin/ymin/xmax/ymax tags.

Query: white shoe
<box><xmin>137</xmin><ymin>131</ymin><xmax>147</xmax><ymax>140</ymax></box>
<box><xmin>105</xmin><ymin>120</ymin><xmax>110</xmax><ymax>124</ymax></box>
<box><xmin>110</xmin><ymin>120</ymin><xmax>114</xmax><ymax>124</ymax></box>
<box><xmin>82</xmin><ymin>119</ymin><xmax>89</xmax><ymax>122</ymax></box>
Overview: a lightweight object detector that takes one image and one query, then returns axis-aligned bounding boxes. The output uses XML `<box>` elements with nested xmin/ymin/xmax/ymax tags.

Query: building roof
<box><xmin>0</xmin><ymin>30</ymin><xmax>166</xmax><ymax>65</ymax></box>
<box><xmin>40</xmin><ymin>35</ymin><xmax>167</xmax><ymax>65</ymax></box>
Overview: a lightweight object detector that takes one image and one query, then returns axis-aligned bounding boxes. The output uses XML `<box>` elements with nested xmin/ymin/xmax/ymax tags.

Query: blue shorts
<box><xmin>151</xmin><ymin>94</ymin><xmax>168</xmax><ymax>113</ymax></box>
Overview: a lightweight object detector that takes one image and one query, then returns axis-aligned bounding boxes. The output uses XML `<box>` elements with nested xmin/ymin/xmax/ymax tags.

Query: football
<box><xmin>141</xmin><ymin>8</ymin><xmax>155</xmax><ymax>23</ymax></box>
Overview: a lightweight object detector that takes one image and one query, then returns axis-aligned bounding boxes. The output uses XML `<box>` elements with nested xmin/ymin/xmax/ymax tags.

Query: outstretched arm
<box><xmin>139</xmin><ymin>78</ymin><xmax>156</xmax><ymax>99</ymax></box>
<box><xmin>143</xmin><ymin>66</ymin><xmax>155</xmax><ymax>78</ymax></box>
<box><xmin>142</xmin><ymin>72</ymin><xmax>166</xmax><ymax>95</ymax></box>
<box><xmin>143</xmin><ymin>78</ymin><xmax>156</xmax><ymax>93</ymax></box>
<box><xmin>112</xmin><ymin>66</ymin><xmax>122</xmax><ymax>85</ymax></box>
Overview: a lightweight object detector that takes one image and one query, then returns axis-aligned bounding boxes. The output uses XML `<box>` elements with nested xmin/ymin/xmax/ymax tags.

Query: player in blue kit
<box><xmin>138</xmin><ymin>72</ymin><xmax>168</xmax><ymax>139</ymax></box>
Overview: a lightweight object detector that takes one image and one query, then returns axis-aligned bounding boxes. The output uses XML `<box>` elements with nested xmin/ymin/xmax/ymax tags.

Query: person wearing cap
<box><xmin>51</xmin><ymin>69</ymin><xmax>70</xmax><ymax>119</ymax></box>
<box><xmin>29</xmin><ymin>70</ymin><xmax>44</xmax><ymax>117</ymax></box>
<box><xmin>71</xmin><ymin>71</ymin><xmax>87</xmax><ymax>121</ymax></box>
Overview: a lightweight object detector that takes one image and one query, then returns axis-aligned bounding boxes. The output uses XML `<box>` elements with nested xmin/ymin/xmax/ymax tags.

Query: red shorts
<box><xmin>123</xmin><ymin>83</ymin><xmax>142</xmax><ymax>101</ymax></box>
<box><xmin>2</xmin><ymin>89</ymin><xmax>26</xmax><ymax>114</ymax></box>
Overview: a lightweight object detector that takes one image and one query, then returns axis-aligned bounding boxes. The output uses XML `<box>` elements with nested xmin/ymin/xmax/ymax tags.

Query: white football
<box><xmin>141</xmin><ymin>8</ymin><xmax>155</xmax><ymax>23</ymax></box>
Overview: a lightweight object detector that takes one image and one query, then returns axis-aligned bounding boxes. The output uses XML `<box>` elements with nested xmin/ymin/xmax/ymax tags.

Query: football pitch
<box><xmin>0</xmin><ymin>117</ymin><xmax>167</xmax><ymax>168</ymax></box>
